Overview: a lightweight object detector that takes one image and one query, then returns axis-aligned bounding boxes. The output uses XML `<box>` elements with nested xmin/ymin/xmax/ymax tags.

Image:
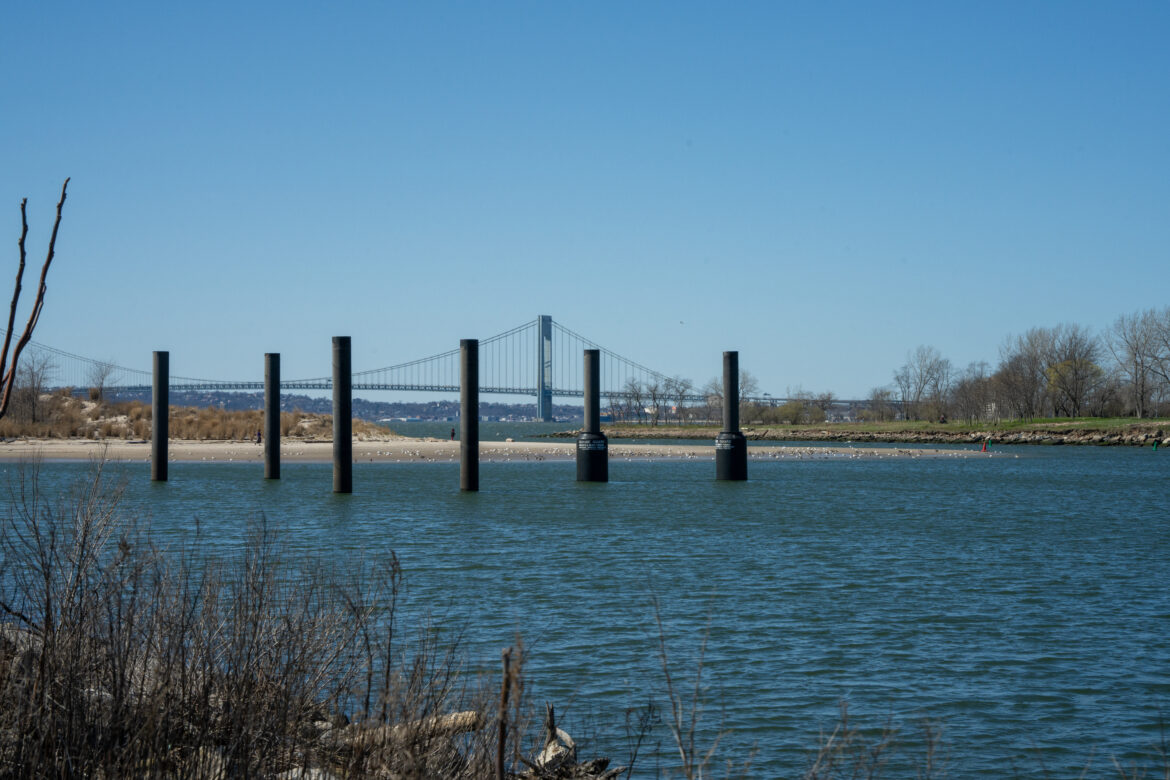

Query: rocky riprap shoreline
<box><xmin>554</xmin><ymin>425</ymin><xmax>1170</xmax><ymax>447</ymax></box>
<box><xmin>740</xmin><ymin>428</ymin><xmax>1169</xmax><ymax>447</ymax></box>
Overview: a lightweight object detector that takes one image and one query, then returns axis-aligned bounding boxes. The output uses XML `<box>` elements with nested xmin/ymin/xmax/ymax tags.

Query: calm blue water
<box><xmin>6</xmin><ymin>445</ymin><xmax>1168</xmax><ymax>777</ymax></box>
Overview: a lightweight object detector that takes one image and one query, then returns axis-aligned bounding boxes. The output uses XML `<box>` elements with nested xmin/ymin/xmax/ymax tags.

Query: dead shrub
<box><xmin>0</xmin><ymin>460</ymin><xmax>503</xmax><ymax>778</ymax></box>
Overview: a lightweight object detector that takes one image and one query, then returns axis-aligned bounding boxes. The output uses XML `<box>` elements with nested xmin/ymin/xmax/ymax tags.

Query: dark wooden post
<box><xmin>715</xmin><ymin>350</ymin><xmax>747</xmax><ymax>480</ymax></box>
<box><xmin>333</xmin><ymin>337</ymin><xmax>352</xmax><ymax>493</ymax></box>
<box><xmin>461</xmin><ymin>339</ymin><xmax>479</xmax><ymax>491</ymax></box>
<box><xmin>576</xmin><ymin>349</ymin><xmax>608</xmax><ymax>481</ymax></box>
<box><xmin>264</xmin><ymin>352</ymin><xmax>279</xmax><ymax>479</ymax></box>
<box><xmin>151</xmin><ymin>351</ymin><xmax>168</xmax><ymax>481</ymax></box>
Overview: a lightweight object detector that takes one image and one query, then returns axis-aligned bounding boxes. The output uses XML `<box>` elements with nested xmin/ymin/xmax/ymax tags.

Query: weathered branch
<box><xmin>0</xmin><ymin>199</ymin><xmax>29</xmax><ymax>396</ymax></box>
<box><xmin>0</xmin><ymin>178</ymin><xmax>68</xmax><ymax>420</ymax></box>
<box><xmin>341</xmin><ymin>710</ymin><xmax>484</xmax><ymax>748</ymax></box>
<box><xmin>498</xmin><ymin>647</ymin><xmax>512</xmax><ymax>780</ymax></box>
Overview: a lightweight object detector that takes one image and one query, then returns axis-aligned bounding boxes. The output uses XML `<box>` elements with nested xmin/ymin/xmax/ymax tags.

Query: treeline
<box><xmin>607</xmin><ymin>374</ymin><xmax>841</xmax><ymax>427</ymax></box>
<box><xmin>876</xmin><ymin>306</ymin><xmax>1170</xmax><ymax>423</ymax></box>
<box><xmin>610</xmin><ymin>306</ymin><xmax>1170</xmax><ymax>426</ymax></box>
<box><xmin>607</xmin><ymin>376</ymin><xmax>701</xmax><ymax>425</ymax></box>
<box><xmin>607</xmin><ymin>372</ymin><xmax>842</xmax><ymax>426</ymax></box>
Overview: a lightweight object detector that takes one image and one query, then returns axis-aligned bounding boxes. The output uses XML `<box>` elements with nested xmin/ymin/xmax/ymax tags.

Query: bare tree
<box><xmin>738</xmin><ymin>370</ymin><xmax>760</xmax><ymax>422</ymax></box>
<box><xmin>646</xmin><ymin>379</ymin><xmax>664</xmax><ymax>426</ymax></box>
<box><xmin>993</xmin><ymin>328</ymin><xmax>1054</xmax><ymax>420</ymax></box>
<box><xmin>951</xmin><ymin>361</ymin><xmax>992</xmax><ymax>423</ymax></box>
<box><xmin>1106</xmin><ymin>306</ymin><xmax>1170</xmax><ymax>416</ymax></box>
<box><xmin>894</xmin><ymin>346</ymin><xmax>950</xmax><ymax>420</ymax></box>
<box><xmin>701</xmin><ymin>376</ymin><xmax>722</xmax><ymax>424</ymax></box>
<box><xmin>88</xmin><ymin>360</ymin><xmax>117</xmax><ymax>403</ymax></box>
<box><xmin>623</xmin><ymin>377</ymin><xmax>646</xmax><ymax>424</ymax></box>
<box><xmin>892</xmin><ymin>365</ymin><xmax>913</xmax><ymax>420</ymax></box>
<box><xmin>863</xmin><ymin>387</ymin><xmax>896</xmax><ymax>422</ymax></box>
<box><xmin>1106</xmin><ymin>310</ymin><xmax>1158</xmax><ymax>418</ymax></box>
<box><xmin>1150</xmin><ymin>307</ymin><xmax>1170</xmax><ymax>389</ymax></box>
<box><xmin>926</xmin><ymin>356</ymin><xmax>954</xmax><ymax>421</ymax></box>
<box><xmin>7</xmin><ymin>351</ymin><xmax>55</xmax><ymax>424</ymax></box>
<box><xmin>739</xmin><ymin>370</ymin><xmax>760</xmax><ymax>397</ymax></box>
<box><xmin>1045</xmin><ymin>323</ymin><xmax>1104</xmax><ymax>418</ymax></box>
<box><xmin>1</xmin><ymin>179</ymin><xmax>69</xmax><ymax>421</ymax></box>
<box><xmin>814</xmin><ymin>391</ymin><xmax>837</xmax><ymax>419</ymax></box>
<box><xmin>668</xmin><ymin>375</ymin><xmax>693</xmax><ymax>424</ymax></box>
<box><xmin>701</xmin><ymin>368</ymin><xmax>761</xmax><ymax>423</ymax></box>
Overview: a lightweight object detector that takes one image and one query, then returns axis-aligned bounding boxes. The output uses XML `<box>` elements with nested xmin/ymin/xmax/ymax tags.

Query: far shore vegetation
<box><xmin>605</xmin><ymin>308</ymin><xmax>1170</xmax><ymax>431</ymax></box>
<box><xmin>598</xmin><ymin>416</ymin><xmax>1169</xmax><ymax>443</ymax></box>
<box><xmin>0</xmin><ymin>386</ymin><xmax>1166</xmax><ymax>446</ymax></box>
<box><xmin>0</xmin><ymin>391</ymin><xmax>396</xmax><ymax>442</ymax></box>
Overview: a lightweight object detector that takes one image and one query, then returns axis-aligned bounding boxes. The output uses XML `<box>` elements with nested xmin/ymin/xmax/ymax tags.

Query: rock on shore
<box><xmin>583</xmin><ymin>425</ymin><xmax>1170</xmax><ymax>447</ymax></box>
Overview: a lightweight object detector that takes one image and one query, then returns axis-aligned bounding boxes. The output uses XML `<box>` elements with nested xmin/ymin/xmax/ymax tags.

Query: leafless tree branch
<box><xmin>0</xmin><ymin>178</ymin><xmax>68</xmax><ymax>420</ymax></box>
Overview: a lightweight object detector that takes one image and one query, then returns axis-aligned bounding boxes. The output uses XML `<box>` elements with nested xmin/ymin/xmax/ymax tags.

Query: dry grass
<box><xmin>0</xmin><ymin>458</ymin><xmax>501</xmax><ymax>778</ymax></box>
<box><xmin>0</xmin><ymin>393</ymin><xmax>397</xmax><ymax>442</ymax></box>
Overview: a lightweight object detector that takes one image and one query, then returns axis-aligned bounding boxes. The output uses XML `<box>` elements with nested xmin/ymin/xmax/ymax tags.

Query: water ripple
<box><xmin>12</xmin><ymin>445</ymin><xmax>1169</xmax><ymax>777</ymax></box>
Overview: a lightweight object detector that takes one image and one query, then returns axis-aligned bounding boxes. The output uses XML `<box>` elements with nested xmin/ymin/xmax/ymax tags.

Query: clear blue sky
<box><xmin>4</xmin><ymin>2</ymin><xmax>1168</xmax><ymax>400</ymax></box>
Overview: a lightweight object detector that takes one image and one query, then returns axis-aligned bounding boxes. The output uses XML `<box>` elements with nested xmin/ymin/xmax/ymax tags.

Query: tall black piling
<box><xmin>460</xmin><ymin>339</ymin><xmax>479</xmax><ymax>491</ymax></box>
<box><xmin>264</xmin><ymin>352</ymin><xmax>280</xmax><ymax>480</ymax></box>
<box><xmin>577</xmin><ymin>349</ymin><xmax>608</xmax><ymax>482</ymax></box>
<box><xmin>715</xmin><ymin>350</ymin><xmax>748</xmax><ymax>481</ymax></box>
<box><xmin>333</xmin><ymin>337</ymin><xmax>352</xmax><ymax>494</ymax></box>
<box><xmin>151</xmin><ymin>350</ymin><xmax>168</xmax><ymax>482</ymax></box>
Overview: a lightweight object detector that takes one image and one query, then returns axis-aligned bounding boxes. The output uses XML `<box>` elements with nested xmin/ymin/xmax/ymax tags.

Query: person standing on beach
<box><xmin>450</xmin><ymin>427</ymin><xmax>456</xmax><ymax>440</ymax></box>
<box><xmin>256</xmin><ymin>429</ymin><xmax>262</xmax><ymax>445</ymax></box>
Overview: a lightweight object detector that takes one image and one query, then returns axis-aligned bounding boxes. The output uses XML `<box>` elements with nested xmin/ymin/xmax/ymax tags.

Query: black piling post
<box><xmin>264</xmin><ymin>352</ymin><xmax>280</xmax><ymax>480</ymax></box>
<box><xmin>461</xmin><ymin>339</ymin><xmax>479</xmax><ymax>491</ymax></box>
<box><xmin>151</xmin><ymin>350</ymin><xmax>168</xmax><ymax>481</ymax></box>
<box><xmin>333</xmin><ymin>337</ymin><xmax>352</xmax><ymax>494</ymax></box>
<box><xmin>715</xmin><ymin>350</ymin><xmax>748</xmax><ymax>480</ymax></box>
<box><xmin>577</xmin><ymin>349</ymin><xmax>608</xmax><ymax>482</ymax></box>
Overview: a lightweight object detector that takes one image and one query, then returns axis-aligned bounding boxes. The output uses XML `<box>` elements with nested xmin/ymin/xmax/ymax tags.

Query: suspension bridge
<box><xmin>22</xmin><ymin>315</ymin><xmax>794</xmax><ymax>421</ymax></box>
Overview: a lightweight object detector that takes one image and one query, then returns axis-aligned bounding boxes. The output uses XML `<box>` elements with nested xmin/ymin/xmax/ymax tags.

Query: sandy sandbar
<box><xmin>0</xmin><ymin>437</ymin><xmax>992</xmax><ymax>464</ymax></box>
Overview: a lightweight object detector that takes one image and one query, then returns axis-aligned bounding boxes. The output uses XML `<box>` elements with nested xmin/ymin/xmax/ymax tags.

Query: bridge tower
<box><xmin>537</xmin><ymin>314</ymin><xmax>553</xmax><ymax>422</ymax></box>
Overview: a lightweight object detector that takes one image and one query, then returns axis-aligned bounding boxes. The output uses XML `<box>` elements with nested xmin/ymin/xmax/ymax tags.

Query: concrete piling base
<box><xmin>716</xmin><ymin>350</ymin><xmax>748</xmax><ymax>481</ymax></box>
<box><xmin>264</xmin><ymin>352</ymin><xmax>280</xmax><ymax>480</ymax></box>
<box><xmin>577</xmin><ymin>348</ymin><xmax>608</xmax><ymax>482</ymax></box>
<box><xmin>151</xmin><ymin>351</ymin><xmax>168</xmax><ymax>482</ymax></box>
<box><xmin>461</xmin><ymin>339</ymin><xmax>479</xmax><ymax>491</ymax></box>
<box><xmin>333</xmin><ymin>337</ymin><xmax>352</xmax><ymax>494</ymax></box>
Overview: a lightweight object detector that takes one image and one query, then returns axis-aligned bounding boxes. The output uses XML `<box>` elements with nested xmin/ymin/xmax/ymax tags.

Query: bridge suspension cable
<box><xmin>549</xmin><ymin>320</ymin><xmax>698</xmax><ymax>400</ymax></box>
<box><xmin>15</xmin><ymin>318</ymin><xmax>806</xmax><ymax>410</ymax></box>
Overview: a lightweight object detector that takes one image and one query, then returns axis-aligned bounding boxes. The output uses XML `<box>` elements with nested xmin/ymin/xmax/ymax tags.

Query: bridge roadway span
<box><xmin>25</xmin><ymin>314</ymin><xmax>876</xmax><ymax>410</ymax></box>
<box><xmin>112</xmin><ymin>381</ymin><xmax>870</xmax><ymax>409</ymax></box>
<box><xmin>114</xmin><ymin>381</ymin><xmax>723</xmax><ymax>404</ymax></box>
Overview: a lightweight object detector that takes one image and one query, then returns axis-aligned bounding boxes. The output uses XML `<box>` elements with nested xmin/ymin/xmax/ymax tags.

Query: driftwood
<box><xmin>339</xmin><ymin>709</ymin><xmax>485</xmax><ymax>748</ymax></box>
<box><xmin>5</xmin><ymin>620</ymin><xmax>624</xmax><ymax>779</ymax></box>
<box><xmin>512</xmin><ymin>703</ymin><xmax>625</xmax><ymax>780</ymax></box>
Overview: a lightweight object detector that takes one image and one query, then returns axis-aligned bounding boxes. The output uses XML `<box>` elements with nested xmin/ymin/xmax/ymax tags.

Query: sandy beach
<box><xmin>0</xmin><ymin>437</ymin><xmax>989</xmax><ymax>463</ymax></box>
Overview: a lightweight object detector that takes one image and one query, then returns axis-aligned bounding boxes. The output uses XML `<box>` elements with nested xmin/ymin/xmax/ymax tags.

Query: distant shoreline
<box><xmin>558</xmin><ymin>422</ymin><xmax>1170</xmax><ymax>447</ymax></box>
